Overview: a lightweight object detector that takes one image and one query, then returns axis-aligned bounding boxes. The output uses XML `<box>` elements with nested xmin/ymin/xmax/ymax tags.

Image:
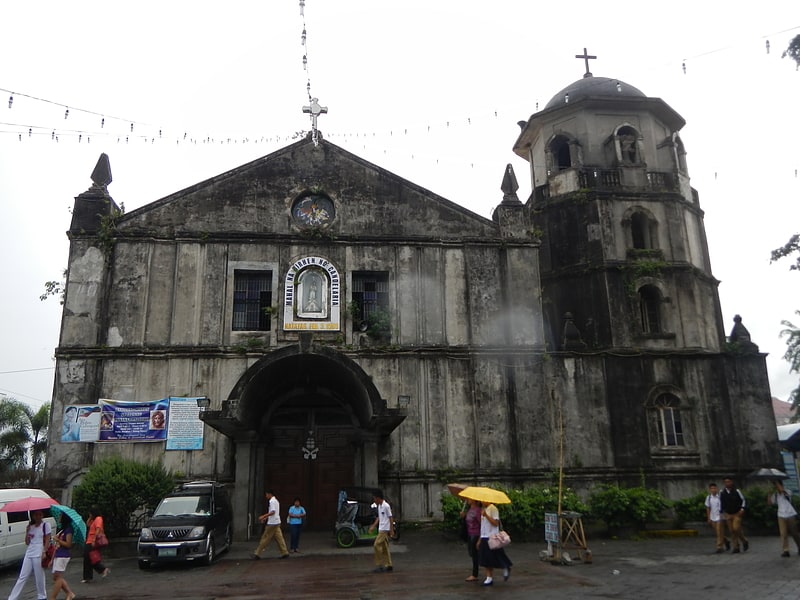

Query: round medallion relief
<box><xmin>291</xmin><ymin>193</ymin><xmax>335</xmax><ymax>228</ymax></box>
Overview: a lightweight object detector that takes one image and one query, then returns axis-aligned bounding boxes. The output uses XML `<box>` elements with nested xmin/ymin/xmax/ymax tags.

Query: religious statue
<box><xmin>304</xmin><ymin>281</ymin><xmax>320</xmax><ymax>313</ymax></box>
<box><xmin>620</xmin><ymin>134</ymin><xmax>637</xmax><ymax>163</ymax></box>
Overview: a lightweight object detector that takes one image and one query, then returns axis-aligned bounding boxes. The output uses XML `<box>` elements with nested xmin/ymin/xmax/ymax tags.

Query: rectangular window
<box><xmin>351</xmin><ymin>272</ymin><xmax>389</xmax><ymax>330</ymax></box>
<box><xmin>232</xmin><ymin>270</ymin><xmax>272</xmax><ymax>331</ymax></box>
<box><xmin>657</xmin><ymin>407</ymin><xmax>684</xmax><ymax>447</ymax></box>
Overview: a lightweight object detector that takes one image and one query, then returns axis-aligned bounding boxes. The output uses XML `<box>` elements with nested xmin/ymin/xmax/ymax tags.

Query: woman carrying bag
<box><xmin>8</xmin><ymin>509</ymin><xmax>51</xmax><ymax>600</ymax></box>
<box><xmin>82</xmin><ymin>506</ymin><xmax>110</xmax><ymax>583</ymax></box>
<box><xmin>477</xmin><ymin>502</ymin><xmax>512</xmax><ymax>587</ymax></box>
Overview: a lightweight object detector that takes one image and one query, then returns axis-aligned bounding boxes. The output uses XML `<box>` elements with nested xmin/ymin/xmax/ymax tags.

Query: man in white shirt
<box><xmin>252</xmin><ymin>490</ymin><xmax>289</xmax><ymax>559</ymax></box>
<box><xmin>705</xmin><ymin>483</ymin><xmax>729</xmax><ymax>553</ymax></box>
<box><xmin>767</xmin><ymin>480</ymin><xmax>800</xmax><ymax>558</ymax></box>
<box><xmin>368</xmin><ymin>490</ymin><xmax>394</xmax><ymax>573</ymax></box>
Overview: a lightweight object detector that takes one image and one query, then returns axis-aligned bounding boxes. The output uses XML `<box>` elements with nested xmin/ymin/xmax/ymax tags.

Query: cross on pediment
<box><xmin>575</xmin><ymin>47</ymin><xmax>597</xmax><ymax>78</ymax></box>
<box><xmin>302</xmin><ymin>97</ymin><xmax>328</xmax><ymax>145</ymax></box>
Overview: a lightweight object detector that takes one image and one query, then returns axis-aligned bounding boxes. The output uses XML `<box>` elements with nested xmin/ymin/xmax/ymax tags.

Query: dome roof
<box><xmin>544</xmin><ymin>76</ymin><xmax>646</xmax><ymax>110</ymax></box>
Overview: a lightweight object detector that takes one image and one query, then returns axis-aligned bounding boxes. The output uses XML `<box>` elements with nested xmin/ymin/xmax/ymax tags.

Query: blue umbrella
<box><xmin>50</xmin><ymin>505</ymin><xmax>87</xmax><ymax>546</ymax></box>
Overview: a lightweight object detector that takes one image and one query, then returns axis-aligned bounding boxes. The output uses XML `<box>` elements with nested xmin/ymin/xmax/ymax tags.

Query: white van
<box><xmin>0</xmin><ymin>489</ymin><xmax>58</xmax><ymax>567</ymax></box>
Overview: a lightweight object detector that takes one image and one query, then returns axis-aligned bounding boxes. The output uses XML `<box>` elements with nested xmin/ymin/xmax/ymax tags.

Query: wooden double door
<box><xmin>264</xmin><ymin>425</ymin><xmax>355</xmax><ymax>530</ymax></box>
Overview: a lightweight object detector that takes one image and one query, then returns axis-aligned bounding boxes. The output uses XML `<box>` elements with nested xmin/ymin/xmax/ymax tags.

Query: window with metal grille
<box><xmin>351</xmin><ymin>272</ymin><xmax>389</xmax><ymax>330</ymax></box>
<box><xmin>232</xmin><ymin>270</ymin><xmax>272</xmax><ymax>331</ymax></box>
<box><xmin>654</xmin><ymin>394</ymin><xmax>684</xmax><ymax>447</ymax></box>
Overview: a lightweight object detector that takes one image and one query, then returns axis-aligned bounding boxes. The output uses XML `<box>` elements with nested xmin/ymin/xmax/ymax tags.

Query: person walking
<box><xmin>252</xmin><ymin>490</ymin><xmax>289</xmax><ymax>559</ymax></box>
<box><xmin>705</xmin><ymin>483</ymin><xmax>729</xmax><ymax>553</ymax></box>
<box><xmin>720</xmin><ymin>477</ymin><xmax>749</xmax><ymax>553</ymax></box>
<box><xmin>367</xmin><ymin>490</ymin><xmax>394</xmax><ymax>573</ymax></box>
<box><xmin>287</xmin><ymin>498</ymin><xmax>306</xmax><ymax>553</ymax></box>
<box><xmin>460</xmin><ymin>498</ymin><xmax>482</xmax><ymax>581</ymax></box>
<box><xmin>477</xmin><ymin>502</ymin><xmax>512</xmax><ymax>586</ymax></box>
<box><xmin>82</xmin><ymin>506</ymin><xmax>110</xmax><ymax>582</ymax></box>
<box><xmin>49</xmin><ymin>513</ymin><xmax>76</xmax><ymax>600</ymax></box>
<box><xmin>7</xmin><ymin>509</ymin><xmax>51</xmax><ymax>600</ymax></box>
<box><xmin>767</xmin><ymin>480</ymin><xmax>800</xmax><ymax>557</ymax></box>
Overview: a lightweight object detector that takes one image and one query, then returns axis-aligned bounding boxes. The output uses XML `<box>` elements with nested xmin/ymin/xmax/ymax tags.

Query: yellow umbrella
<box><xmin>458</xmin><ymin>486</ymin><xmax>511</xmax><ymax>505</ymax></box>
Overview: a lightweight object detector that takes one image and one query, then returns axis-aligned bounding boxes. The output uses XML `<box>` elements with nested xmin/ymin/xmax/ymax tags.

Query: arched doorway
<box><xmin>200</xmin><ymin>344</ymin><xmax>405</xmax><ymax>537</ymax></box>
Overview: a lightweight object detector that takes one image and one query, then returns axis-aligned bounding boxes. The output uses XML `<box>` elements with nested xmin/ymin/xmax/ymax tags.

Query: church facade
<box><xmin>44</xmin><ymin>72</ymin><xmax>778</xmax><ymax>538</ymax></box>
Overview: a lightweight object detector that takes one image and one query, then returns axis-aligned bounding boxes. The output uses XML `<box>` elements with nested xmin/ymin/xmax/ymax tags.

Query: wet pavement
<box><xmin>2</xmin><ymin>528</ymin><xmax>800</xmax><ymax>599</ymax></box>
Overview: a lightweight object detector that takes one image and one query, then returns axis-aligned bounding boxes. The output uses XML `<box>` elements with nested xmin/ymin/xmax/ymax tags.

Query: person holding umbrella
<box><xmin>767</xmin><ymin>479</ymin><xmax>800</xmax><ymax>557</ymax></box>
<box><xmin>458</xmin><ymin>487</ymin><xmax>513</xmax><ymax>587</ymax></box>
<box><xmin>7</xmin><ymin>509</ymin><xmax>51</xmax><ymax>600</ymax></box>
<box><xmin>460</xmin><ymin>498</ymin><xmax>482</xmax><ymax>582</ymax></box>
<box><xmin>49</xmin><ymin>512</ymin><xmax>77</xmax><ymax>600</ymax></box>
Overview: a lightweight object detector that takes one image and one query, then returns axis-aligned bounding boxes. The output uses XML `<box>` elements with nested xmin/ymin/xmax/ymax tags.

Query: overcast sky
<box><xmin>1</xmin><ymin>1</ymin><xmax>799</xmax><ymax>412</ymax></box>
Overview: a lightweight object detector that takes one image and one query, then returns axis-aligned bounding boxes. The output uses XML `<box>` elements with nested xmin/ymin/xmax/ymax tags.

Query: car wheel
<box><xmin>336</xmin><ymin>527</ymin><xmax>357</xmax><ymax>548</ymax></box>
<box><xmin>202</xmin><ymin>536</ymin><xmax>215</xmax><ymax>565</ymax></box>
<box><xmin>138</xmin><ymin>560</ymin><xmax>150</xmax><ymax>570</ymax></box>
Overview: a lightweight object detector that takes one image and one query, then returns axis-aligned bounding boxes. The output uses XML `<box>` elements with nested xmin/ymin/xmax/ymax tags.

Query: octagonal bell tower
<box><xmin>513</xmin><ymin>69</ymin><xmax>724</xmax><ymax>353</ymax></box>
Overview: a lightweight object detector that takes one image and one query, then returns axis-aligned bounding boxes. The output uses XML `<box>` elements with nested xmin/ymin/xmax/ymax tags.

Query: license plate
<box><xmin>158</xmin><ymin>548</ymin><xmax>177</xmax><ymax>557</ymax></box>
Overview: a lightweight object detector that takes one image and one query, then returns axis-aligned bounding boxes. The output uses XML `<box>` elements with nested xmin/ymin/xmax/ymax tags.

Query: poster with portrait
<box><xmin>60</xmin><ymin>404</ymin><xmax>101</xmax><ymax>442</ymax></box>
<box><xmin>98</xmin><ymin>398</ymin><xmax>169</xmax><ymax>442</ymax></box>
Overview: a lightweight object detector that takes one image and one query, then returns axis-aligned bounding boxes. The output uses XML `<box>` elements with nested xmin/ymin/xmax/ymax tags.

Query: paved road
<box><xmin>2</xmin><ymin>529</ymin><xmax>799</xmax><ymax>599</ymax></box>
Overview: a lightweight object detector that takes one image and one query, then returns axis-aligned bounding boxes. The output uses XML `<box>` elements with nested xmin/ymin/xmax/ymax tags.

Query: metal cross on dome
<box><xmin>302</xmin><ymin>97</ymin><xmax>328</xmax><ymax>146</ymax></box>
<box><xmin>575</xmin><ymin>47</ymin><xmax>597</xmax><ymax>78</ymax></box>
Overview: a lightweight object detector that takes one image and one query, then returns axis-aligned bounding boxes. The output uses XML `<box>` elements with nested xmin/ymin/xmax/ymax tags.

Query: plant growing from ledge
<box><xmin>365</xmin><ymin>307</ymin><xmax>392</xmax><ymax>341</ymax></box>
<box><xmin>96</xmin><ymin>201</ymin><xmax>125</xmax><ymax>258</ymax></box>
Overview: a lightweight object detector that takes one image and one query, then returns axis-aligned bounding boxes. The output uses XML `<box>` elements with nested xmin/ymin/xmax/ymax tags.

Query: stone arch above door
<box><xmin>200</xmin><ymin>343</ymin><xmax>405</xmax><ymax>442</ymax></box>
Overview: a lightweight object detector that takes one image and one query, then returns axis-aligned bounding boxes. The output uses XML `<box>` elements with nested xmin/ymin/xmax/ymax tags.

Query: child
<box><xmin>705</xmin><ymin>483</ymin><xmax>729</xmax><ymax>553</ymax></box>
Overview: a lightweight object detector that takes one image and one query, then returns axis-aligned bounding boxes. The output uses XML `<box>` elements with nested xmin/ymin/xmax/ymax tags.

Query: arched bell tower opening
<box><xmin>200</xmin><ymin>344</ymin><xmax>405</xmax><ymax>539</ymax></box>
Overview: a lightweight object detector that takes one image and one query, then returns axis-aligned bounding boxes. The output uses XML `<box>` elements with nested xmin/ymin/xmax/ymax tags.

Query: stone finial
<box><xmin>729</xmin><ymin>314</ymin><xmax>759</xmax><ymax>353</ymax></box>
<box><xmin>562</xmin><ymin>312</ymin><xmax>587</xmax><ymax>350</ymax></box>
<box><xmin>501</xmin><ymin>164</ymin><xmax>521</xmax><ymax>205</ymax></box>
<box><xmin>90</xmin><ymin>153</ymin><xmax>112</xmax><ymax>188</ymax></box>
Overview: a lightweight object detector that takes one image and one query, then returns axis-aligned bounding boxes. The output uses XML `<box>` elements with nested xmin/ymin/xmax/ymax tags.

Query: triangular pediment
<box><xmin>117</xmin><ymin>135</ymin><xmax>499</xmax><ymax>241</ymax></box>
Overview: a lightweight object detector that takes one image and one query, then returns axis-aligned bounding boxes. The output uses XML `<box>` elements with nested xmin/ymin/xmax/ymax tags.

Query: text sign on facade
<box><xmin>283</xmin><ymin>255</ymin><xmax>341</xmax><ymax>331</ymax></box>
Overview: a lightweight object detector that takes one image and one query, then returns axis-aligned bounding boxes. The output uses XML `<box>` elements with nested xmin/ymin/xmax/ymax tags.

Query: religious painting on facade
<box><xmin>283</xmin><ymin>255</ymin><xmax>341</xmax><ymax>331</ymax></box>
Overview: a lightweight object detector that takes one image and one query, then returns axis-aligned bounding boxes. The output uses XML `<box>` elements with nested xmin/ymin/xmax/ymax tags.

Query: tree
<box><xmin>784</xmin><ymin>34</ymin><xmax>800</xmax><ymax>70</ymax></box>
<box><xmin>0</xmin><ymin>397</ymin><xmax>49</xmax><ymax>485</ymax></box>
<box><xmin>771</xmin><ymin>234</ymin><xmax>800</xmax><ymax>271</ymax></box>
<box><xmin>781</xmin><ymin>314</ymin><xmax>800</xmax><ymax>418</ymax></box>
<box><xmin>772</xmin><ymin>234</ymin><xmax>800</xmax><ymax>419</ymax></box>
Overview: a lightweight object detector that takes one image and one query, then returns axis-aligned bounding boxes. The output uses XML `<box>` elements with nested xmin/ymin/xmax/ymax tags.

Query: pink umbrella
<box><xmin>0</xmin><ymin>496</ymin><xmax>58</xmax><ymax>512</ymax></box>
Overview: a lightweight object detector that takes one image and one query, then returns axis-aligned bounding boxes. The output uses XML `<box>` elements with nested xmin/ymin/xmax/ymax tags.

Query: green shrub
<box><xmin>672</xmin><ymin>490</ymin><xmax>707</xmax><ymax>526</ymax></box>
<box><xmin>588</xmin><ymin>484</ymin><xmax>670</xmax><ymax>531</ymax></box>
<box><xmin>72</xmin><ymin>457</ymin><xmax>175</xmax><ymax>538</ymax></box>
<box><xmin>439</xmin><ymin>481</ymin><xmax>588</xmax><ymax>541</ymax></box>
<box><xmin>441</xmin><ymin>492</ymin><xmax>464</xmax><ymax>532</ymax></box>
<box><xmin>741</xmin><ymin>485</ymin><xmax>780</xmax><ymax>531</ymax></box>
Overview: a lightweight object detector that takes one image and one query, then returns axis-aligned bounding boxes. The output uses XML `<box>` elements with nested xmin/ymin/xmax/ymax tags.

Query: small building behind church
<box><xmin>44</xmin><ymin>71</ymin><xmax>778</xmax><ymax>538</ymax></box>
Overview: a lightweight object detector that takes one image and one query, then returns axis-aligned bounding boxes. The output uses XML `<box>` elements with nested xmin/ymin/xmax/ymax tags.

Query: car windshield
<box><xmin>153</xmin><ymin>495</ymin><xmax>211</xmax><ymax>517</ymax></box>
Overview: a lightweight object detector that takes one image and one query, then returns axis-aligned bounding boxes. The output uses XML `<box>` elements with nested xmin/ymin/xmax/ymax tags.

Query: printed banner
<box><xmin>98</xmin><ymin>398</ymin><xmax>169</xmax><ymax>442</ymax></box>
<box><xmin>61</xmin><ymin>405</ymin><xmax>101</xmax><ymax>442</ymax></box>
<box><xmin>165</xmin><ymin>397</ymin><xmax>206</xmax><ymax>451</ymax></box>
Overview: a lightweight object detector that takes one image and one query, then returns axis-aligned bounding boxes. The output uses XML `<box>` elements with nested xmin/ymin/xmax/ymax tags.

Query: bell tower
<box><xmin>513</xmin><ymin>67</ymin><xmax>725</xmax><ymax>352</ymax></box>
